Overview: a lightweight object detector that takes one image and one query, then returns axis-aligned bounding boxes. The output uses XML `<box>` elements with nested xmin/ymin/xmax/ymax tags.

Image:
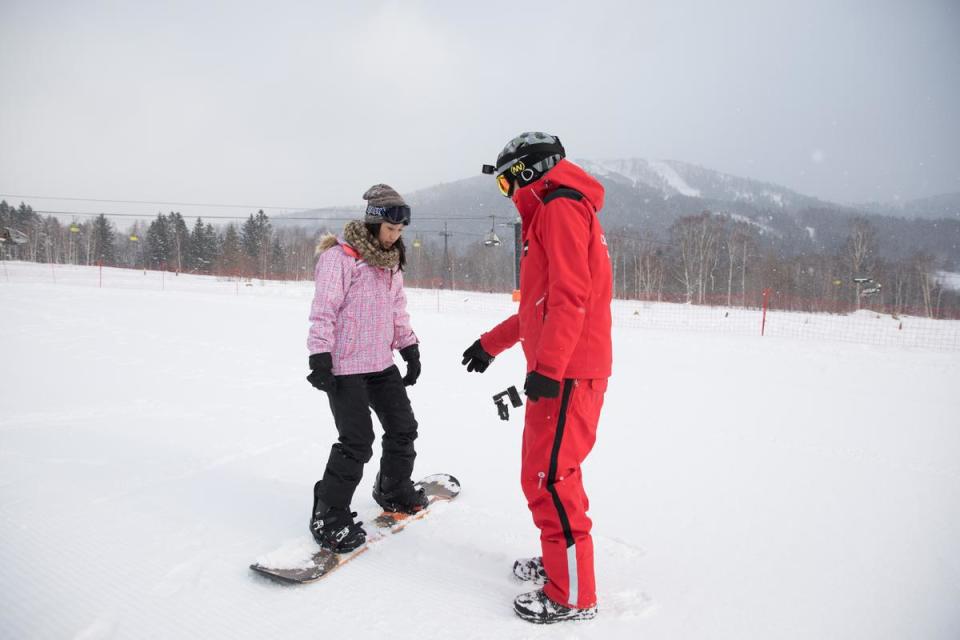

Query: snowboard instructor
<box><xmin>461</xmin><ymin>132</ymin><xmax>613</xmax><ymax>624</ymax></box>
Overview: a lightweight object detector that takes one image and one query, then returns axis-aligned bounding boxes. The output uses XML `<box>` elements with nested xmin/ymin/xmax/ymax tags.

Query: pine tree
<box><xmin>241</xmin><ymin>210</ymin><xmax>271</xmax><ymax>256</ymax></box>
<box><xmin>205</xmin><ymin>223</ymin><xmax>220</xmax><ymax>270</ymax></box>
<box><xmin>241</xmin><ymin>210</ymin><xmax>272</xmax><ymax>278</ymax></box>
<box><xmin>15</xmin><ymin>202</ymin><xmax>38</xmax><ymax>227</ymax></box>
<box><xmin>190</xmin><ymin>217</ymin><xmax>219</xmax><ymax>273</ymax></box>
<box><xmin>189</xmin><ymin>217</ymin><xmax>205</xmax><ymax>272</ymax></box>
<box><xmin>219</xmin><ymin>223</ymin><xmax>242</xmax><ymax>275</ymax></box>
<box><xmin>90</xmin><ymin>214</ymin><xmax>117</xmax><ymax>265</ymax></box>
<box><xmin>146</xmin><ymin>213</ymin><xmax>172</xmax><ymax>268</ymax></box>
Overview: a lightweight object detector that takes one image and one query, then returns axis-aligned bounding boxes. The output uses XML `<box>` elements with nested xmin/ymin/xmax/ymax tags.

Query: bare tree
<box><xmin>912</xmin><ymin>252</ymin><xmax>938</xmax><ymax>318</ymax></box>
<box><xmin>635</xmin><ymin>242</ymin><xmax>666</xmax><ymax>301</ymax></box>
<box><xmin>723</xmin><ymin>222</ymin><xmax>754</xmax><ymax>307</ymax></box>
<box><xmin>670</xmin><ymin>212</ymin><xmax>724</xmax><ymax>303</ymax></box>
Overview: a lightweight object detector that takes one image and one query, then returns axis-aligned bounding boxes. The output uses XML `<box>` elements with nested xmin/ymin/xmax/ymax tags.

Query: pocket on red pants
<box><xmin>585</xmin><ymin>378</ymin><xmax>607</xmax><ymax>393</ymax></box>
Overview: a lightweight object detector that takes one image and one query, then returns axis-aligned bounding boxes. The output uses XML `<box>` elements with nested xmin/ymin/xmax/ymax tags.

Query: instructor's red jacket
<box><xmin>480</xmin><ymin>159</ymin><xmax>613</xmax><ymax>380</ymax></box>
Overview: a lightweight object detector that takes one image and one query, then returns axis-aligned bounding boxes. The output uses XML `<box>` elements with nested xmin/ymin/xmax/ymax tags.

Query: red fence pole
<box><xmin>99</xmin><ymin>259</ymin><xmax>102</xmax><ymax>288</ymax></box>
<box><xmin>761</xmin><ymin>288</ymin><xmax>771</xmax><ymax>336</ymax></box>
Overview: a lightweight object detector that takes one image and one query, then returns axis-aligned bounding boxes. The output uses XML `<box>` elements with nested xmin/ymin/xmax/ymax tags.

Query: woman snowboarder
<box><xmin>305</xmin><ymin>183</ymin><xmax>426</xmax><ymax>552</ymax></box>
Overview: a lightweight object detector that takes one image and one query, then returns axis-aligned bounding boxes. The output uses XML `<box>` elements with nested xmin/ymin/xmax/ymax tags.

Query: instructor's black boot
<box><xmin>513</xmin><ymin>588</ymin><xmax>598</xmax><ymax>624</ymax></box>
<box><xmin>310</xmin><ymin>490</ymin><xmax>366</xmax><ymax>553</ymax></box>
<box><xmin>372</xmin><ymin>472</ymin><xmax>429</xmax><ymax>514</ymax></box>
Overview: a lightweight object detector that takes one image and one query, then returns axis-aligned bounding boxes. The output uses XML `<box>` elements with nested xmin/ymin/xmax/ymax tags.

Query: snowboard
<box><xmin>250</xmin><ymin>473</ymin><xmax>460</xmax><ymax>584</ymax></box>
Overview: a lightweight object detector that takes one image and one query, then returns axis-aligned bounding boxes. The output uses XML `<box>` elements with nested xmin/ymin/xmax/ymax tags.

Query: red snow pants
<box><xmin>521</xmin><ymin>377</ymin><xmax>607</xmax><ymax>609</ymax></box>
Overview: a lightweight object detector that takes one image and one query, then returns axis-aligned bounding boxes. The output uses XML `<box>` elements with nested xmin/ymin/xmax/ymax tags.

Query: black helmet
<box><xmin>481</xmin><ymin>132</ymin><xmax>565</xmax><ymax>197</ymax></box>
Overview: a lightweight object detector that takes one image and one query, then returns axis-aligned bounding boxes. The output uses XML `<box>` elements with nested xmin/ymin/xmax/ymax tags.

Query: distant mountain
<box><xmin>399</xmin><ymin>159</ymin><xmax>830</xmax><ymax>252</ymax></box>
<box><xmin>579</xmin><ymin>158</ymin><xmax>827</xmax><ymax>212</ymax></box>
<box><xmin>859</xmin><ymin>192</ymin><xmax>960</xmax><ymax>220</ymax></box>
<box><xmin>271</xmin><ymin>205</ymin><xmax>360</xmax><ymax>230</ymax></box>
<box><xmin>276</xmin><ymin>160</ymin><xmax>960</xmax><ymax>269</ymax></box>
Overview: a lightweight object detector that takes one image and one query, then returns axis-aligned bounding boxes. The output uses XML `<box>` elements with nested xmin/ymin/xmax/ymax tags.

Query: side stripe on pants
<box><xmin>546</xmin><ymin>379</ymin><xmax>578</xmax><ymax>606</ymax></box>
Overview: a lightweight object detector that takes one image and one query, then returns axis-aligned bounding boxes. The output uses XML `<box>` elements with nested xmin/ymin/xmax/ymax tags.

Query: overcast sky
<box><xmin>1</xmin><ymin>0</ymin><xmax>958</xmax><ymax>220</ymax></box>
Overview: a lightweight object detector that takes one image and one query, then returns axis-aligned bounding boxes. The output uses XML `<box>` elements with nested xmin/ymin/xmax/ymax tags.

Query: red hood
<box><xmin>511</xmin><ymin>158</ymin><xmax>605</xmax><ymax>219</ymax></box>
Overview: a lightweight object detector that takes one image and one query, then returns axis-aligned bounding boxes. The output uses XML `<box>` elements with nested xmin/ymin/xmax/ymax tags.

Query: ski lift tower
<box><xmin>439</xmin><ymin>221</ymin><xmax>453</xmax><ymax>289</ymax></box>
<box><xmin>853</xmin><ymin>276</ymin><xmax>883</xmax><ymax>308</ymax></box>
<box><xmin>507</xmin><ymin>216</ymin><xmax>521</xmax><ymax>293</ymax></box>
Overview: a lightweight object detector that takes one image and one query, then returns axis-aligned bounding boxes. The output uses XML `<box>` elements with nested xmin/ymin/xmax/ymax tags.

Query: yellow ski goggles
<box><xmin>483</xmin><ymin>163</ymin><xmax>517</xmax><ymax>197</ymax></box>
<box><xmin>496</xmin><ymin>172</ymin><xmax>514</xmax><ymax>197</ymax></box>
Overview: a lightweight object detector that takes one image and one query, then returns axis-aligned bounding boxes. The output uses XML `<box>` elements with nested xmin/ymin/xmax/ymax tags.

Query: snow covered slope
<box><xmin>1</xmin><ymin>262</ymin><xmax>958</xmax><ymax>639</ymax></box>
<box><xmin>578</xmin><ymin>158</ymin><xmax>822</xmax><ymax>211</ymax></box>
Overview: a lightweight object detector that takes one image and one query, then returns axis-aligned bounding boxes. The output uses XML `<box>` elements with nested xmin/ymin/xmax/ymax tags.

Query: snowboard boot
<box><xmin>372</xmin><ymin>472</ymin><xmax>429</xmax><ymax>514</ymax></box>
<box><xmin>513</xmin><ymin>588</ymin><xmax>598</xmax><ymax>624</ymax></box>
<box><xmin>513</xmin><ymin>556</ymin><xmax>549</xmax><ymax>585</ymax></box>
<box><xmin>310</xmin><ymin>490</ymin><xmax>366</xmax><ymax>553</ymax></box>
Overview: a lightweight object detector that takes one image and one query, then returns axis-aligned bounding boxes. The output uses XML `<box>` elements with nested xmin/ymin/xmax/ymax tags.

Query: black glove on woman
<box><xmin>306</xmin><ymin>352</ymin><xmax>336</xmax><ymax>393</ymax></box>
<box><xmin>399</xmin><ymin>344</ymin><xmax>421</xmax><ymax>386</ymax></box>
<box><xmin>524</xmin><ymin>371</ymin><xmax>561</xmax><ymax>401</ymax></box>
<box><xmin>461</xmin><ymin>339</ymin><xmax>494</xmax><ymax>373</ymax></box>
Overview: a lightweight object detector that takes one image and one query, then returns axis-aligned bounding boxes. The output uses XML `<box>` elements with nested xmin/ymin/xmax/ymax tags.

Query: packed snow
<box><xmin>646</xmin><ymin>160</ymin><xmax>701</xmax><ymax>198</ymax></box>
<box><xmin>582</xmin><ymin>159</ymin><xmax>702</xmax><ymax>198</ymax></box>
<box><xmin>1</xmin><ymin>261</ymin><xmax>959</xmax><ymax>639</ymax></box>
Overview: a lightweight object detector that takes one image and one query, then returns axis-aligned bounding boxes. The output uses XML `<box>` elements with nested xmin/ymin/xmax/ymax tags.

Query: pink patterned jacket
<box><xmin>307</xmin><ymin>239</ymin><xmax>418</xmax><ymax>376</ymax></box>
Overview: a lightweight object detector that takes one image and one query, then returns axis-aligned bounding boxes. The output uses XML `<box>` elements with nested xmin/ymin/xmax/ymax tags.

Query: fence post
<box><xmin>761</xmin><ymin>288</ymin><xmax>771</xmax><ymax>336</ymax></box>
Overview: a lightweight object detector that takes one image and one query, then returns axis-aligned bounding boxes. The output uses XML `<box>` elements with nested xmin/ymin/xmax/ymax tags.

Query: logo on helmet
<box><xmin>510</xmin><ymin>161</ymin><xmax>526</xmax><ymax>176</ymax></box>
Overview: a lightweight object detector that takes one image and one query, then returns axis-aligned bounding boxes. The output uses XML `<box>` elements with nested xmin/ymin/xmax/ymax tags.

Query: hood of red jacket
<box><xmin>511</xmin><ymin>158</ymin><xmax>605</xmax><ymax>220</ymax></box>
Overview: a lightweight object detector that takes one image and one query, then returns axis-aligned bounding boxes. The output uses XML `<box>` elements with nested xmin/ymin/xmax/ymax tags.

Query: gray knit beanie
<box><xmin>362</xmin><ymin>183</ymin><xmax>409</xmax><ymax>224</ymax></box>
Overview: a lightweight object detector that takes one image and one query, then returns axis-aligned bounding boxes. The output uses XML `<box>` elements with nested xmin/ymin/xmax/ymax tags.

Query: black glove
<box><xmin>399</xmin><ymin>344</ymin><xmax>421</xmax><ymax>386</ymax></box>
<box><xmin>306</xmin><ymin>353</ymin><xmax>336</xmax><ymax>393</ymax></box>
<box><xmin>461</xmin><ymin>339</ymin><xmax>494</xmax><ymax>373</ymax></box>
<box><xmin>524</xmin><ymin>371</ymin><xmax>560</xmax><ymax>402</ymax></box>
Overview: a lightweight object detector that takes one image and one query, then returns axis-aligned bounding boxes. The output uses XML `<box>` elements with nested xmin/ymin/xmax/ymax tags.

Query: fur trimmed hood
<box><xmin>315</xmin><ymin>233</ymin><xmax>339</xmax><ymax>255</ymax></box>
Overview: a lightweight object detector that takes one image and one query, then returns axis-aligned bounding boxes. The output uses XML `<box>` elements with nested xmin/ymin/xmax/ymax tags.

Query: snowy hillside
<box><xmin>578</xmin><ymin>158</ymin><xmax>822</xmax><ymax>211</ymax></box>
<box><xmin>580</xmin><ymin>158</ymin><xmax>702</xmax><ymax>198</ymax></box>
<box><xmin>285</xmin><ymin>163</ymin><xmax>960</xmax><ymax>269</ymax></box>
<box><xmin>1</xmin><ymin>262</ymin><xmax>959</xmax><ymax>639</ymax></box>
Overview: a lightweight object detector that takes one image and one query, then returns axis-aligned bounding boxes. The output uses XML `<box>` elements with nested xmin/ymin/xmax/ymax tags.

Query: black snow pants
<box><xmin>314</xmin><ymin>365</ymin><xmax>419</xmax><ymax>509</ymax></box>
